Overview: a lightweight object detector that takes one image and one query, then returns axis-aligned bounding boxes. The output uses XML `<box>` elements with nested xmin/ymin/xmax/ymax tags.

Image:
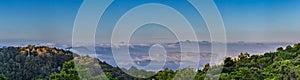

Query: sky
<box><xmin>0</xmin><ymin>0</ymin><xmax>300</xmax><ymax>43</ymax></box>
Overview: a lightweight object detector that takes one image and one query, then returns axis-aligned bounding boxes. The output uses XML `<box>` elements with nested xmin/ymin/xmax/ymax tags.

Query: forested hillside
<box><xmin>0</xmin><ymin>45</ymin><xmax>134</xmax><ymax>80</ymax></box>
<box><xmin>0</xmin><ymin>45</ymin><xmax>74</xmax><ymax>79</ymax></box>
<box><xmin>1</xmin><ymin>43</ymin><xmax>300</xmax><ymax>80</ymax></box>
<box><xmin>218</xmin><ymin>43</ymin><xmax>300</xmax><ymax>80</ymax></box>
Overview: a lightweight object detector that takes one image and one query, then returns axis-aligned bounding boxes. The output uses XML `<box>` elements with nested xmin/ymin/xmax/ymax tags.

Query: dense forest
<box><xmin>1</xmin><ymin>43</ymin><xmax>300</xmax><ymax>80</ymax></box>
<box><xmin>0</xmin><ymin>45</ymin><xmax>74</xmax><ymax>80</ymax></box>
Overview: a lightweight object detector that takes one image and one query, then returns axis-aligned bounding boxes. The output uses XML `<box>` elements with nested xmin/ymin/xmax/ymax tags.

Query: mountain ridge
<box><xmin>1</xmin><ymin>43</ymin><xmax>300</xmax><ymax>79</ymax></box>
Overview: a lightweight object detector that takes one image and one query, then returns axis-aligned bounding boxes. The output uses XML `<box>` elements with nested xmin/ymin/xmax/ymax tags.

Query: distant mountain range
<box><xmin>0</xmin><ymin>40</ymin><xmax>293</xmax><ymax>70</ymax></box>
<box><xmin>66</xmin><ymin>41</ymin><xmax>294</xmax><ymax>70</ymax></box>
<box><xmin>0</xmin><ymin>40</ymin><xmax>294</xmax><ymax>69</ymax></box>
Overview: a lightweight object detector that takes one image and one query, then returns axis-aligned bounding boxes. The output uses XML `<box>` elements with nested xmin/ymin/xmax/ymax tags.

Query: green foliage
<box><xmin>50</xmin><ymin>61</ymin><xmax>80</xmax><ymax>80</ymax></box>
<box><xmin>277</xmin><ymin>47</ymin><xmax>284</xmax><ymax>52</ymax></box>
<box><xmin>218</xmin><ymin>44</ymin><xmax>300</xmax><ymax>80</ymax></box>
<box><xmin>50</xmin><ymin>56</ymin><xmax>122</xmax><ymax>80</ymax></box>
<box><xmin>126</xmin><ymin>66</ymin><xmax>155</xmax><ymax>78</ymax></box>
<box><xmin>0</xmin><ymin>45</ymin><xmax>74</xmax><ymax>80</ymax></box>
<box><xmin>0</xmin><ymin>74</ymin><xmax>7</xmax><ymax>80</ymax></box>
<box><xmin>174</xmin><ymin>68</ymin><xmax>197</xmax><ymax>80</ymax></box>
<box><xmin>203</xmin><ymin>63</ymin><xmax>210</xmax><ymax>72</ymax></box>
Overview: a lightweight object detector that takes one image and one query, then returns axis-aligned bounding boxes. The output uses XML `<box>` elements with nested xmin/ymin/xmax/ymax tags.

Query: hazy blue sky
<box><xmin>0</xmin><ymin>0</ymin><xmax>299</xmax><ymax>43</ymax></box>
